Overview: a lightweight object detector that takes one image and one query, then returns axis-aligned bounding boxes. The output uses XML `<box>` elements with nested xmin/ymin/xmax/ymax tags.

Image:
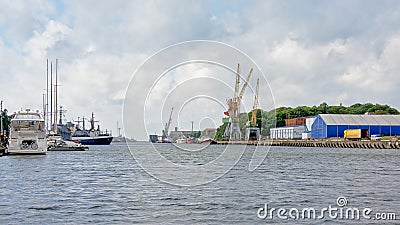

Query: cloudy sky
<box><xmin>1</xmin><ymin>0</ymin><xmax>400</xmax><ymax>140</ymax></box>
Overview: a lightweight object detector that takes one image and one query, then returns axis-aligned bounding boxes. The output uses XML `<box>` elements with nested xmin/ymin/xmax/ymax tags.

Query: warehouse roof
<box><xmin>319</xmin><ymin>114</ymin><xmax>400</xmax><ymax>126</ymax></box>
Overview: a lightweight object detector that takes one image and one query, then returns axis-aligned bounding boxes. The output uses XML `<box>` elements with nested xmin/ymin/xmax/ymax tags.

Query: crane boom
<box><xmin>251</xmin><ymin>78</ymin><xmax>260</xmax><ymax>126</ymax></box>
<box><xmin>234</xmin><ymin>64</ymin><xmax>240</xmax><ymax>100</ymax></box>
<box><xmin>165</xmin><ymin>107</ymin><xmax>173</xmax><ymax>134</ymax></box>
<box><xmin>253</xmin><ymin>78</ymin><xmax>259</xmax><ymax>110</ymax></box>
<box><xmin>238</xmin><ymin>68</ymin><xmax>253</xmax><ymax>101</ymax></box>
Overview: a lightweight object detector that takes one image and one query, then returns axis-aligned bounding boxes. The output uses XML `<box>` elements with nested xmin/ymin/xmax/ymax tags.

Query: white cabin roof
<box><xmin>12</xmin><ymin>113</ymin><xmax>44</xmax><ymax>121</ymax></box>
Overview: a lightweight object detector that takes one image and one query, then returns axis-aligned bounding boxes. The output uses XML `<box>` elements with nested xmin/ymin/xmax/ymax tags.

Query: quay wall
<box><xmin>216</xmin><ymin>139</ymin><xmax>400</xmax><ymax>149</ymax></box>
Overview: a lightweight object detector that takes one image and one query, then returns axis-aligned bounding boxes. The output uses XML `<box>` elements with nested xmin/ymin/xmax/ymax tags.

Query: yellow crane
<box><xmin>245</xmin><ymin>77</ymin><xmax>261</xmax><ymax>141</ymax></box>
<box><xmin>251</xmin><ymin>78</ymin><xmax>260</xmax><ymax>126</ymax></box>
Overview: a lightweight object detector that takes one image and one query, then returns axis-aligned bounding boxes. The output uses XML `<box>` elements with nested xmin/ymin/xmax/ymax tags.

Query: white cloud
<box><xmin>1</xmin><ymin>1</ymin><xmax>400</xmax><ymax>139</ymax></box>
<box><xmin>24</xmin><ymin>20</ymin><xmax>71</xmax><ymax>64</ymax></box>
<box><xmin>336</xmin><ymin>35</ymin><xmax>400</xmax><ymax>94</ymax></box>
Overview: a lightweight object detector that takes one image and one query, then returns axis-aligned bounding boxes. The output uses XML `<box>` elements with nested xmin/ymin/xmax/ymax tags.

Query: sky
<box><xmin>1</xmin><ymin>0</ymin><xmax>400</xmax><ymax>140</ymax></box>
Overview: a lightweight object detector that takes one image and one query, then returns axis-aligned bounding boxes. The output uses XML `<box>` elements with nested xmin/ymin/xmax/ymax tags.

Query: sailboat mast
<box><xmin>46</xmin><ymin>59</ymin><xmax>49</xmax><ymax>131</ymax></box>
<box><xmin>42</xmin><ymin>93</ymin><xmax>45</xmax><ymax>123</ymax></box>
<box><xmin>54</xmin><ymin>59</ymin><xmax>58</xmax><ymax>132</ymax></box>
<box><xmin>50</xmin><ymin>61</ymin><xmax>53</xmax><ymax>132</ymax></box>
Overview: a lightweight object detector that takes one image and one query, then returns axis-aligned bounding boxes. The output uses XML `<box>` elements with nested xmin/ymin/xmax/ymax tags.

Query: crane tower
<box><xmin>223</xmin><ymin>64</ymin><xmax>253</xmax><ymax>140</ymax></box>
<box><xmin>162</xmin><ymin>107</ymin><xmax>173</xmax><ymax>143</ymax></box>
<box><xmin>246</xmin><ymin>78</ymin><xmax>261</xmax><ymax>141</ymax></box>
<box><xmin>251</xmin><ymin>78</ymin><xmax>260</xmax><ymax>126</ymax></box>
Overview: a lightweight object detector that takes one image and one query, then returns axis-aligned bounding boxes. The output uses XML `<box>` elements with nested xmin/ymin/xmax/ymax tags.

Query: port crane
<box><xmin>246</xmin><ymin>78</ymin><xmax>261</xmax><ymax>140</ymax></box>
<box><xmin>251</xmin><ymin>78</ymin><xmax>260</xmax><ymax>126</ymax></box>
<box><xmin>223</xmin><ymin>64</ymin><xmax>253</xmax><ymax>140</ymax></box>
<box><xmin>161</xmin><ymin>107</ymin><xmax>173</xmax><ymax>142</ymax></box>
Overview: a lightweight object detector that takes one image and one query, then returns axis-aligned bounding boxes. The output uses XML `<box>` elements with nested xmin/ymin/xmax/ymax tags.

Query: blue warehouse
<box><xmin>311</xmin><ymin>114</ymin><xmax>400</xmax><ymax>138</ymax></box>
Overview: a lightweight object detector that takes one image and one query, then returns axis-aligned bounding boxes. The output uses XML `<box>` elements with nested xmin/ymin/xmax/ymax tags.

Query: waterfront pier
<box><xmin>216</xmin><ymin>139</ymin><xmax>400</xmax><ymax>149</ymax></box>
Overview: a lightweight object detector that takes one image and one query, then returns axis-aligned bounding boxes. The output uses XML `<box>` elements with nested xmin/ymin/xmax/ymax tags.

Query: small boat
<box><xmin>175</xmin><ymin>138</ymin><xmax>186</xmax><ymax>144</ymax></box>
<box><xmin>200</xmin><ymin>137</ymin><xmax>217</xmax><ymax>145</ymax></box>
<box><xmin>7</xmin><ymin>109</ymin><xmax>47</xmax><ymax>154</ymax></box>
<box><xmin>0</xmin><ymin>147</ymin><xmax>5</xmax><ymax>156</ymax></box>
<box><xmin>48</xmin><ymin>139</ymin><xmax>88</xmax><ymax>151</ymax></box>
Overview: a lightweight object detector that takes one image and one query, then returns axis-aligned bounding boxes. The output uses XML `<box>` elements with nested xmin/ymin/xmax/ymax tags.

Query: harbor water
<box><xmin>0</xmin><ymin>142</ymin><xmax>399</xmax><ymax>224</ymax></box>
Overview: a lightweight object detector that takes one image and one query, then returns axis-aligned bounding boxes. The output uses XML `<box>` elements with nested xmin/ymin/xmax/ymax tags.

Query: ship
<box><xmin>149</xmin><ymin>134</ymin><xmax>159</xmax><ymax>143</ymax></box>
<box><xmin>70</xmin><ymin>112</ymin><xmax>113</xmax><ymax>145</ymax></box>
<box><xmin>57</xmin><ymin>112</ymin><xmax>113</xmax><ymax>145</ymax></box>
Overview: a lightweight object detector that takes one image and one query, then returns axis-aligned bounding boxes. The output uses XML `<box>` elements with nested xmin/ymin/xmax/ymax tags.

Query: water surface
<box><xmin>0</xmin><ymin>142</ymin><xmax>399</xmax><ymax>224</ymax></box>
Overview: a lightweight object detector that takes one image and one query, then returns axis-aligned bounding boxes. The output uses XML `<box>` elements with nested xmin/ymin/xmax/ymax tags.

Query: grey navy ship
<box><xmin>57</xmin><ymin>112</ymin><xmax>113</xmax><ymax>145</ymax></box>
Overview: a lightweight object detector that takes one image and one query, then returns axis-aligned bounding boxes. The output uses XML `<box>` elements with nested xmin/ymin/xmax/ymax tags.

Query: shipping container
<box><xmin>344</xmin><ymin>129</ymin><xmax>368</xmax><ymax>140</ymax></box>
<box><xmin>285</xmin><ymin>117</ymin><xmax>306</xmax><ymax>127</ymax></box>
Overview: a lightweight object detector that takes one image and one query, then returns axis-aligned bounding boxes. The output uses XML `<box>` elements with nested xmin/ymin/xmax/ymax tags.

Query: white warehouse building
<box><xmin>302</xmin><ymin>116</ymin><xmax>317</xmax><ymax>139</ymax></box>
<box><xmin>270</xmin><ymin>125</ymin><xmax>307</xmax><ymax>139</ymax></box>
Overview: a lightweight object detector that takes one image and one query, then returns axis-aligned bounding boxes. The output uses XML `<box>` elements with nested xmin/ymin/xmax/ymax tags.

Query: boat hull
<box><xmin>8</xmin><ymin>139</ymin><xmax>47</xmax><ymax>155</ymax></box>
<box><xmin>48</xmin><ymin>146</ymin><xmax>88</xmax><ymax>151</ymax></box>
<box><xmin>7</xmin><ymin>149</ymin><xmax>47</xmax><ymax>155</ymax></box>
<box><xmin>200</xmin><ymin>139</ymin><xmax>217</xmax><ymax>145</ymax></box>
<box><xmin>71</xmin><ymin>136</ymin><xmax>113</xmax><ymax>145</ymax></box>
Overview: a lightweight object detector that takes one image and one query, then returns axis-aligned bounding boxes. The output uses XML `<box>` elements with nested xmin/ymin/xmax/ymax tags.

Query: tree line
<box><xmin>0</xmin><ymin>109</ymin><xmax>11</xmax><ymax>146</ymax></box>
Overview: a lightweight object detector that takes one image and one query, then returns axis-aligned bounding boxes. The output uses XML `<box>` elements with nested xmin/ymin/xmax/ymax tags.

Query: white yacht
<box><xmin>8</xmin><ymin>109</ymin><xmax>47</xmax><ymax>154</ymax></box>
